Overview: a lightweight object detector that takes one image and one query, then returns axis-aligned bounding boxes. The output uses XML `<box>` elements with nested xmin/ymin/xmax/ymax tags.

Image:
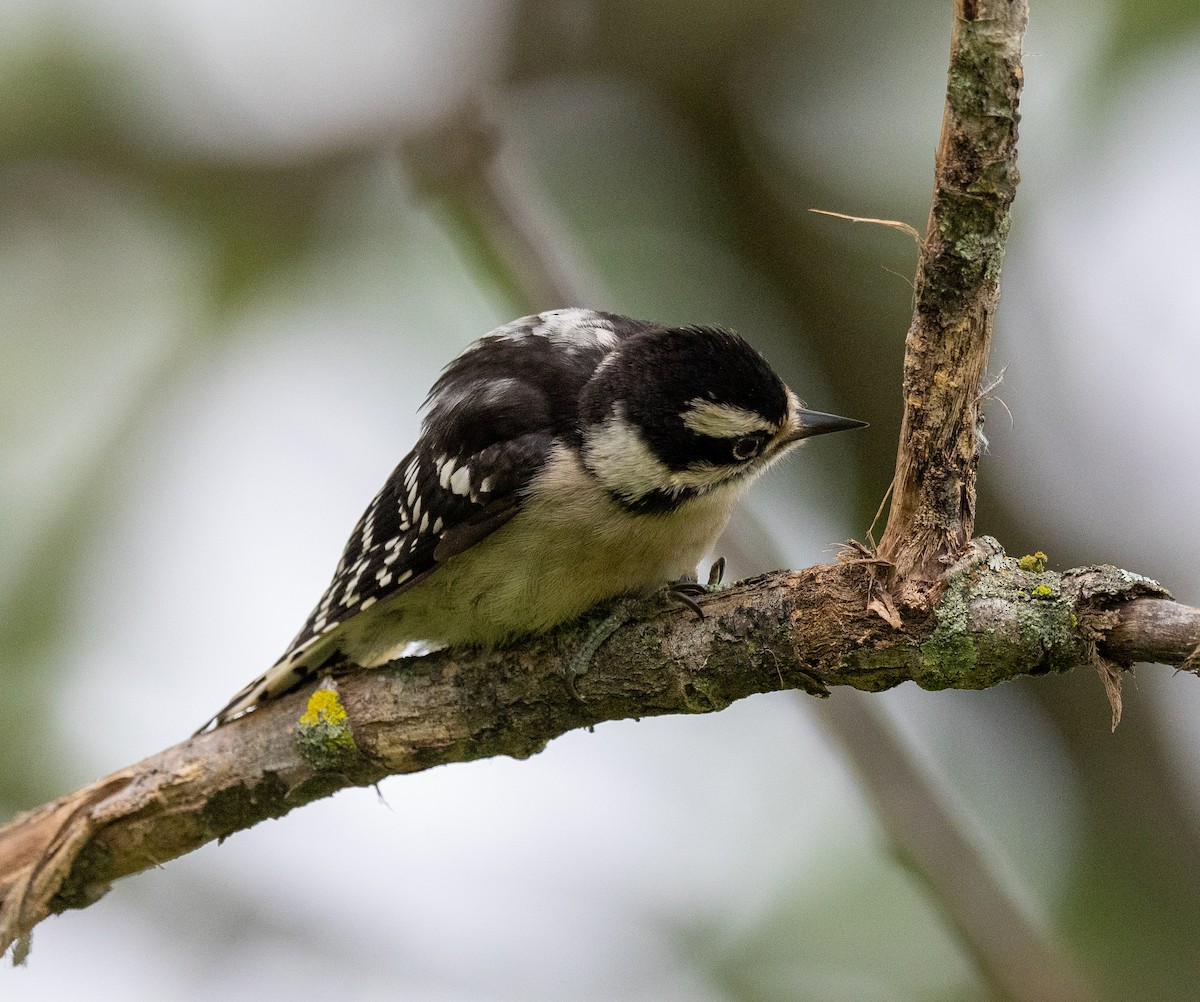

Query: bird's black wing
<box><xmin>203</xmin><ymin>311</ymin><xmax>653</xmax><ymax>728</ymax></box>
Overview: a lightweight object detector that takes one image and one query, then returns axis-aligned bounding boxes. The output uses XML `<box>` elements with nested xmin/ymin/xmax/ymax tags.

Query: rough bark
<box><xmin>876</xmin><ymin>0</ymin><xmax>1027</xmax><ymax>595</ymax></box>
<box><xmin>2</xmin><ymin>548</ymin><xmax>1197</xmax><ymax>956</ymax></box>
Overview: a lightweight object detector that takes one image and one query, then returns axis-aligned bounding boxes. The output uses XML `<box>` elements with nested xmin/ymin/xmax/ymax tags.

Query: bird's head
<box><xmin>579</xmin><ymin>324</ymin><xmax>866</xmax><ymax>512</ymax></box>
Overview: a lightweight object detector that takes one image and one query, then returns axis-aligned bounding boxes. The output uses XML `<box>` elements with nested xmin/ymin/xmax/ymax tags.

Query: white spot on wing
<box><xmin>360</xmin><ymin>597</ymin><xmax>377</xmax><ymax>610</ymax></box>
<box><xmin>449</xmin><ymin>465</ymin><xmax>472</xmax><ymax>496</ymax></box>
<box><xmin>437</xmin><ymin>456</ymin><xmax>456</xmax><ymax>489</ymax></box>
<box><xmin>535</xmin><ymin>309</ymin><xmax>622</xmax><ymax>351</ymax></box>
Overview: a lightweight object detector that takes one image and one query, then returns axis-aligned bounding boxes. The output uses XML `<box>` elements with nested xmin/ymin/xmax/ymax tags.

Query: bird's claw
<box><xmin>666</xmin><ymin>557</ymin><xmax>726</xmax><ymax>620</ymax></box>
<box><xmin>707</xmin><ymin>556</ymin><xmax>726</xmax><ymax>588</ymax></box>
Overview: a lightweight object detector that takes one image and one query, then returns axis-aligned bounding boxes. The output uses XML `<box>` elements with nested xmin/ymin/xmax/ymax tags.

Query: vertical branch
<box><xmin>877</xmin><ymin>0</ymin><xmax>1026</xmax><ymax>597</ymax></box>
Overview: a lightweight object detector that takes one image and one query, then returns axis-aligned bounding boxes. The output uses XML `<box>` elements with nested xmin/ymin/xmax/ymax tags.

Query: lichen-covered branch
<box><xmin>2</xmin><ymin>545</ymin><xmax>1197</xmax><ymax>956</ymax></box>
<box><xmin>877</xmin><ymin>0</ymin><xmax>1027</xmax><ymax>592</ymax></box>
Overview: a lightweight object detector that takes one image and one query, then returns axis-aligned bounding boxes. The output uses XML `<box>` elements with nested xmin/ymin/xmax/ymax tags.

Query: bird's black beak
<box><xmin>783</xmin><ymin>409</ymin><xmax>868</xmax><ymax>443</ymax></box>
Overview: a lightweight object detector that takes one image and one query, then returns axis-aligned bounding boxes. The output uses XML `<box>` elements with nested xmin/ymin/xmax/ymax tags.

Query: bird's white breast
<box><xmin>345</xmin><ymin>445</ymin><xmax>745</xmax><ymax>663</ymax></box>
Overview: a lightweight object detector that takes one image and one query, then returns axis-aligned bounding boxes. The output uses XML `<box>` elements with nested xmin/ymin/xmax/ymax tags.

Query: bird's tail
<box><xmin>194</xmin><ymin>654</ymin><xmax>319</xmax><ymax>735</ymax></box>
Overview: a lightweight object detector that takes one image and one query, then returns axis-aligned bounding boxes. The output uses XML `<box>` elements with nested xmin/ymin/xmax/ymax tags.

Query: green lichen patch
<box><xmin>680</xmin><ymin>678</ymin><xmax>727</xmax><ymax>714</ymax></box>
<box><xmin>918</xmin><ymin>557</ymin><xmax>1091</xmax><ymax>692</ymax></box>
<box><xmin>919</xmin><ymin>573</ymin><xmax>977</xmax><ymax>688</ymax></box>
<box><xmin>919</xmin><ymin>628</ymin><xmax>978</xmax><ymax>690</ymax></box>
<box><xmin>296</xmin><ymin>685</ymin><xmax>360</xmax><ymax>772</ymax></box>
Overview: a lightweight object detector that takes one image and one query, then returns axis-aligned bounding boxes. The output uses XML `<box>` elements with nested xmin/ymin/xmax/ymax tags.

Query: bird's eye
<box><xmin>731</xmin><ymin>435</ymin><xmax>763</xmax><ymax>461</ymax></box>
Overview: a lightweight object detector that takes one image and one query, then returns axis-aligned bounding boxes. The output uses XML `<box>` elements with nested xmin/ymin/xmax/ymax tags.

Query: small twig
<box><xmin>866</xmin><ymin>474</ymin><xmax>896</xmax><ymax>548</ymax></box>
<box><xmin>808</xmin><ymin>208</ymin><xmax>923</xmax><ymax>246</ymax></box>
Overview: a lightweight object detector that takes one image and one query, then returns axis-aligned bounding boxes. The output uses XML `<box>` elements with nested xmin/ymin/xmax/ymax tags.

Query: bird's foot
<box><xmin>561</xmin><ymin>558</ymin><xmax>726</xmax><ymax>701</ymax></box>
<box><xmin>666</xmin><ymin>556</ymin><xmax>726</xmax><ymax>617</ymax></box>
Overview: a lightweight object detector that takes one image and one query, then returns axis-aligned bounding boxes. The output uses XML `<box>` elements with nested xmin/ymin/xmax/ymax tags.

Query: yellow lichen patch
<box><xmin>296</xmin><ymin>683</ymin><xmax>358</xmax><ymax>772</ymax></box>
<box><xmin>1030</xmin><ymin>584</ymin><xmax>1054</xmax><ymax>598</ymax></box>
<box><xmin>1018</xmin><ymin>551</ymin><xmax>1048</xmax><ymax>573</ymax></box>
<box><xmin>300</xmin><ymin>687</ymin><xmax>347</xmax><ymax>728</ymax></box>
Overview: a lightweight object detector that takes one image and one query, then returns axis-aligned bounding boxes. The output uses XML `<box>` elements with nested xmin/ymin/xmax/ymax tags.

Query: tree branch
<box><xmin>877</xmin><ymin>0</ymin><xmax>1026</xmax><ymax>594</ymax></box>
<box><xmin>2</xmin><ymin>550</ymin><xmax>1197</xmax><ymax>954</ymax></box>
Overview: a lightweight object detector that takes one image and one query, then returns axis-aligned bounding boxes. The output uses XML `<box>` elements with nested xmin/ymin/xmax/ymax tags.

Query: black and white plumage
<box><xmin>205</xmin><ymin>309</ymin><xmax>865</xmax><ymax>727</ymax></box>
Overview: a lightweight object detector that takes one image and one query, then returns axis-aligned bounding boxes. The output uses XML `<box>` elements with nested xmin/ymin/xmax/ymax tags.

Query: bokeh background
<box><xmin>3</xmin><ymin>1</ymin><xmax>1199</xmax><ymax>999</ymax></box>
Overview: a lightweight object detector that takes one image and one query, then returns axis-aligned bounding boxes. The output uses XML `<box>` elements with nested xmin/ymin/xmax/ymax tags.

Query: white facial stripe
<box><xmin>583</xmin><ymin>407</ymin><xmax>671</xmax><ymax>500</ymax></box>
<box><xmin>682</xmin><ymin>398</ymin><xmax>776</xmax><ymax>439</ymax></box>
<box><xmin>584</xmin><ymin>404</ymin><xmax>745</xmax><ymax>500</ymax></box>
<box><xmin>591</xmin><ymin>350</ymin><xmax>621</xmax><ymax>377</ymax></box>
